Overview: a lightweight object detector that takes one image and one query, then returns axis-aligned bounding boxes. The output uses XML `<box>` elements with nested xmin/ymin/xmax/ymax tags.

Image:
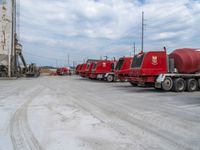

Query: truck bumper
<box><xmin>89</xmin><ymin>74</ymin><xmax>97</xmax><ymax>79</ymax></box>
<box><xmin>117</xmin><ymin>74</ymin><xmax>129</xmax><ymax>82</ymax></box>
<box><xmin>128</xmin><ymin>76</ymin><xmax>156</xmax><ymax>83</ymax></box>
<box><xmin>80</xmin><ymin>73</ymin><xmax>86</xmax><ymax>77</ymax></box>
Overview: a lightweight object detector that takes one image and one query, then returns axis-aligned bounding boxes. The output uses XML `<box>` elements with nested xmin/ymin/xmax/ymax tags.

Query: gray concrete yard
<box><xmin>0</xmin><ymin>76</ymin><xmax>200</xmax><ymax>150</ymax></box>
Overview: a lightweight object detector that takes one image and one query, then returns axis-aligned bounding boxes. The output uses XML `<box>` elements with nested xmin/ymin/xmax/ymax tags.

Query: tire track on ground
<box><xmin>10</xmin><ymin>87</ymin><xmax>43</xmax><ymax>150</ymax></box>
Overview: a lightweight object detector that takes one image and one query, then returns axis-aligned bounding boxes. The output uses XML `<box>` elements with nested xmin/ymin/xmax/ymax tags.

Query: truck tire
<box><xmin>198</xmin><ymin>79</ymin><xmax>200</xmax><ymax>89</ymax></box>
<box><xmin>173</xmin><ymin>78</ymin><xmax>186</xmax><ymax>92</ymax></box>
<box><xmin>106</xmin><ymin>75</ymin><xmax>114</xmax><ymax>82</ymax></box>
<box><xmin>161</xmin><ymin>77</ymin><xmax>173</xmax><ymax>91</ymax></box>
<box><xmin>186</xmin><ymin>78</ymin><xmax>198</xmax><ymax>92</ymax></box>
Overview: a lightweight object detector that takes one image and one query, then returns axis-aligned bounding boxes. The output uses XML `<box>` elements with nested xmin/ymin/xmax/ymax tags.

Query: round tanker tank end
<box><xmin>169</xmin><ymin>48</ymin><xmax>200</xmax><ymax>74</ymax></box>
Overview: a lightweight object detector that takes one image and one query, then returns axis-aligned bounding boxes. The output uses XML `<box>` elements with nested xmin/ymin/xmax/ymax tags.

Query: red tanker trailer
<box><xmin>169</xmin><ymin>48</ymin><xmax>200</xmax><ymax>74</ymax></box>
<box><xmin>128</xmin><ymin>48</ymin><xmax>200</xmax><ymax>92</ymax></box>
<box><xmin>115</xmin><ymin>57</ymin><xmax>133</xmax><ymax>81</ymax></box>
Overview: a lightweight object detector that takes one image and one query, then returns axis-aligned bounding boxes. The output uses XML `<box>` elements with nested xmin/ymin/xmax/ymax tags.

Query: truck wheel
<box><xmin>173</xmin><ymin>78</ymin><xmax>186</xmax><ymax>92</ymax></box>
<box><xmin>186</xmin><ymin>79</ymin><xmax>198</xmax><ymax>92</ymax></box>
<box><xmin>106</xmin><ymin>75</ymin><xmax>114</xmax><ymax>82</ymax></box>
<box><xmin>161</xmin><ymin>77</ymin><xmax>173</xmax><ymax>91</ymax></box>
<box><xmin>198</xmin><ymin>79</ymin><xmax>200</xmax><ymax>89</ymax></box>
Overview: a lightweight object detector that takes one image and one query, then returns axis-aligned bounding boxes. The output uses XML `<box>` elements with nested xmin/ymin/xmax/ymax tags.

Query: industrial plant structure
<box><xmin>0</xmin><ymin>0</ymin><xmax>39</xmax><ymax>78</ymax></box>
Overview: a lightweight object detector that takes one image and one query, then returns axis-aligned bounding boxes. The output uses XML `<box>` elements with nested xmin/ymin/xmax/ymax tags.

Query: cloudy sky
<box><xmin>15</xmin><ymin>0</ymin><xmax>200</xmax><ymax>66</ymax></box>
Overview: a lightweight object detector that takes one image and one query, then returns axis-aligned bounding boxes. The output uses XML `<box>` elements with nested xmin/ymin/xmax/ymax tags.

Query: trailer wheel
<box><xmin>173</xmin><ymin>78</ymin><xmax>186</xmax><ymax>92</ymax></box>
<box><xmin>106</xmin><ymin>75</ymin><xmax>114</xmax><ymax>82</ymax></box>
<box><xmin>161</xmin><ymin>77</ymin><xmax>173</xmax><ymax>91</ymax></box>
<box><xmin>186</xmin><ymin>78</ymin><xmax>198</xmax><ymax>92</ymax></box>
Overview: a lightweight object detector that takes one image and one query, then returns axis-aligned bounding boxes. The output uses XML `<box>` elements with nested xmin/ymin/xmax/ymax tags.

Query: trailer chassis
<box><xmin>155</xmin><ymin>73</ymin><xmax>200</xmax><ymax>92</ymax></box>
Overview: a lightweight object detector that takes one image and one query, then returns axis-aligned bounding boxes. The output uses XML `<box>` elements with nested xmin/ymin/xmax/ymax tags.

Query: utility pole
<box><xmin>133</xmin><ymin>42</ymin><xmax>136</xmax><ymax>56</ymax></box>
<box><xmin>56</xmin><ymin>59</ymin><xmax>58</xmax><ymax>67</ymax></box>
<box><xmin>141</xmin><ymin>11</ymin><xmax>144</xmax><ymax>53</ymax></box>
<box><xmin>9</xmin><ymin>0</ymin><xmax>16</xmax><ymax>77</ymax></box>
<box><xmin>9</xmin><ymin>0</ymin><xmax>15</xmax><ymax>77</ymax></box>
<box><xmin>67</xmin><ymin>53</ymin><xmax>70</xmax><ymax>66</ymax></box>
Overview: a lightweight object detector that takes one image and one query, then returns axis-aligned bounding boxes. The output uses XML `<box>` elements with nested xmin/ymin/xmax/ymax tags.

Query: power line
<box><xmin>141</xmin><ymin>11</ymin><xmax>144</xmax><ymax>53</ymax></box>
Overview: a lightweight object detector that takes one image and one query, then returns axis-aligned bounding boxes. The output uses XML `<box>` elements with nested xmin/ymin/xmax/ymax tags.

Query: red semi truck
<box><xmin>57</xmin><ymin>67</ymin><xmax>71</xmax><ymax>76</ymax></box>
<box><xmin>75</xmin><ymin>64</ymin><xmax>82</xmax><ymax>75</ymax></box>
<box><xmin>85</xmin><ymin>62</ymin><xmax>97</xmax><ymax>77</ymax></box>
<box><xmin>128</xmin><ymin>48</ymin><xmax>200</xmax><ymax>92</ymax></box>
<box><xmin>90</xmin><ymin>60</ymin><xmax>116</xmax><ymax>82</ymax></box>
<box><xmin>115</xmin><ymin>57</ymin><xmax>133</xmax><ymax>81</ymax></box>
<box><xmin>79</xmin><ymin>63</ymin><xmax>87</xmax><ymax>77</ymax></box>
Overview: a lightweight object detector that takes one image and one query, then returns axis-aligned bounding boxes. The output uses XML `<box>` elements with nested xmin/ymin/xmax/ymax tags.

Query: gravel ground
<box><xmin>0</xmin><ymin>76</ymin><xmax>200</xmax><ymax>150</ymax></box>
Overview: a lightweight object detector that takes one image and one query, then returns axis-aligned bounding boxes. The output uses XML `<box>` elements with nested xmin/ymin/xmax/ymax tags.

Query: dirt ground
<box><xmin>0</xmin><ymin>76</ymin><xmax>200</xmax><ymax>150</ymax></box>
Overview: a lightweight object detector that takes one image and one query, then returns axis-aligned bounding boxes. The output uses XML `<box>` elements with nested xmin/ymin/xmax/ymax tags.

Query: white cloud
<box><xmin>17</xmin><ymin>0</ymin><xmax>200</xmax><ymax>66</ymax></box>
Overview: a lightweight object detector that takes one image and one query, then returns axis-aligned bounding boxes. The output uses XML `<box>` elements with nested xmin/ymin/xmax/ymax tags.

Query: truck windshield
<box><xmin>115</xmin><ymin>59</ymin><xmax>124</xmax><ymax>70</ymax></box>
<box><xmin>86</xmin><ymin>64</ymin><xmax>90</xmax><ymax>70</ymax></box>
<box><xmin>131</xmin><ymin>54</ymin><xmax>144</xmax><ymax>68</ymax></box>
<box><xmin>92</xmin><ymin>63</ymin><xmax>97</xmax><ymax>70</ymax></box>
<box><xmin>79</xmin><ymin>65</ymin><xmax>83</xmax><ymax>70</ymax></box>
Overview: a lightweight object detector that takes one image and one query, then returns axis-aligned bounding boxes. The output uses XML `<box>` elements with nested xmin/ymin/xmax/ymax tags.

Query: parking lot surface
<box><xmin>0</xmin><ymin>76</ymin><xmax>199</xmax><ymax>150</ymax></box>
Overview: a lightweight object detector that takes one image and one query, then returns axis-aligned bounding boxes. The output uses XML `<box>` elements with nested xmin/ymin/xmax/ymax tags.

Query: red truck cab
<box><xmin>115</xmin><ymin>57</ymin><xmax>133</xmax><ymax>81</ymax></box>
<box><xmin>57</xmin><ymin>67</ymin><xmax>71</xmax><ymax>76</ymax></box>
<box><xmin>79</xmin><ymin>63</ymin><xmax>87</xmax><ymax>77</ymax></box>
<box><xmin>127</xmin><ymin>48</ymin><xmax>200</xmax><ymax>92</ymax></box>
<box><xmin>85</xmin><ymin>62</ymin><xmax>97</xmax><ymax>77</ymax></box>
<box><xmin>75</xmin><ymin>64</ymin><xmax>82</xmax><ymax>75</ymax></box>
<box><xmin>90</xmin><ymin>60</ymin><xmax>116</xmax><ymax>82</ymax></box>
<box><xmin>128</xmin><ymin>50</ymin><xmax>168</xmax><ymax>85</ymax></box>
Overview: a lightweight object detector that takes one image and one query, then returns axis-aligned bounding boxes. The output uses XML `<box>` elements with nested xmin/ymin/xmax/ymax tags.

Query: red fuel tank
<box><xmin>169</xmin><ymin>48</ymin><xmax>200</xmax><ymax>74</ymax></box>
